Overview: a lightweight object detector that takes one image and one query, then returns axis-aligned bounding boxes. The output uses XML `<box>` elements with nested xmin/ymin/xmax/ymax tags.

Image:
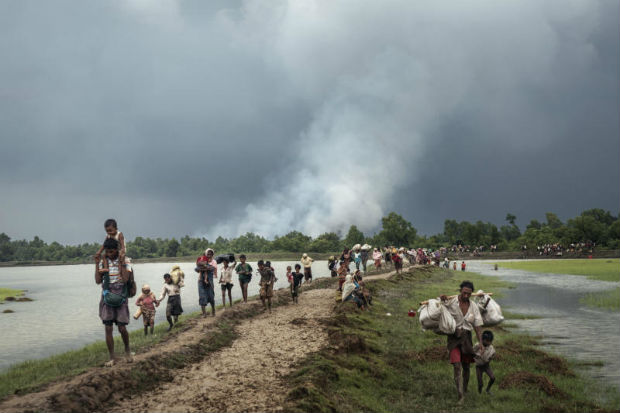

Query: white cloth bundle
<box><xmin>418</xmin><ymin>298</ymin><xmax>456</xmax><ymax>335</ymax></box>
<box><xmin>475</xmin><ymin>290</ymin><xmax>504</xmax><ymax>326</ymax></box>
<box><xmin>361</xmin><ymin>244</ymin><xmax>372</xmax><ymax>251</ymax></box>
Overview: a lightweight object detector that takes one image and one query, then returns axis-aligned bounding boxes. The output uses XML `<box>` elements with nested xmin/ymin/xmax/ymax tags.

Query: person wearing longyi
<box><xmin>440</xmin><ymin>280</ymin><xmax>484</xmax><ymax>405</ymax></box>
<box><xmin>95</xmin><ymin>238</ymin><xmax>132</xmax><ymax>367</ymax></box>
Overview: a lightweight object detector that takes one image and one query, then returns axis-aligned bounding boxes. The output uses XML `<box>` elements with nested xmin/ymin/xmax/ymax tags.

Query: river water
<box><xmin>465</xmin><ymin>260</ymin><xmax>620</xmax><ymax>392</ymax></box>
<box><xmin>0</xmin><ymin>260</ymin><xmax>335</xmax><ymax>371</ymax></box>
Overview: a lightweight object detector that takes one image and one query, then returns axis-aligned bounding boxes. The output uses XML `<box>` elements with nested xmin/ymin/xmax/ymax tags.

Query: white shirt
<box><xmin>473</xmin><ymin>343</ymin><xmax>496</xmax><ymax>366</ymax></box>
<box><xmin>158</xmin><ymin>283</ymin><xmax>180</xmax><ymax>301</ymax></box>
<box><xmin>444</xmin><ymin>296</ymin><xmax>483</xmax><ymax>331</ymax></box>
<box><xmin>99</xmin><ymin>257</ymin><xmax>121</xmax><ymax>284</ymax></box>
<box><xmin>220</xmin><ymin>265</ymin><xmax>234</xmax><ymax>284</ymax></box>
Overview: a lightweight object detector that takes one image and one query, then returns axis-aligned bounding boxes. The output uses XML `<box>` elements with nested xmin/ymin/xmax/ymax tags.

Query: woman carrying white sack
<box><xmin>440</xmin><ymin>280</ymin><xmax>485</xmax><ymax>405</ymax></box>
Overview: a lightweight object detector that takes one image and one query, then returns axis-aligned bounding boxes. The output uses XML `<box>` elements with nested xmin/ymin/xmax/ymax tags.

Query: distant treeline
<box><xmin>1</xmin><ymin>209</ymin><xmax>618</xmax><ymax>262</ymax></box>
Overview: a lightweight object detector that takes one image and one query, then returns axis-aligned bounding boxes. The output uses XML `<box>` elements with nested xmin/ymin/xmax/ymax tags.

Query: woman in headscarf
<box><xmin>341</xmin><ymin>274</ymin><xmax>363</xmax><ymax>309</ymax></box>
<box><xmin>195</xmin><ymin>248</ymin><xmax>217</xmax><ymax>317</ymax></box>
<box><xmin>372</xmin><ymin>248</ymin><xmax>382</xmax><ymax>271</ymax></box>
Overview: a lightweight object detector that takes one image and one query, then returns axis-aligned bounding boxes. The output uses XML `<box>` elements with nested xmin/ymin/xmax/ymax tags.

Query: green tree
<box><xmin>505</xmin><ymin>213</ymin><xmax>517</xmax><ymax>226</ymax></box>
<box><xmin>344</xmin><ymin>225</ymin><xmax>365</xmax><ymax>247</ymax></box>
<box><xmin>379</xmin><ymin>212</ymin><xmax>417</xmax><ymax>247</ymax></box>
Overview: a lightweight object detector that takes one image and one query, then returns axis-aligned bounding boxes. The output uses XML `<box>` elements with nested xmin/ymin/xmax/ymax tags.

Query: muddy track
<box><xmin>0</xmin><ymin>267</ymin><xmax>405</xmax><ymax>413</ymax></box>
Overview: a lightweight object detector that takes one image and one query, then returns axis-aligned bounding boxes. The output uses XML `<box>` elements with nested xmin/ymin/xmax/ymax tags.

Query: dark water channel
<box><xmin>466</xmin><ymin>260</ymin><xmax>620</xmax><ymax>394</ymax></box>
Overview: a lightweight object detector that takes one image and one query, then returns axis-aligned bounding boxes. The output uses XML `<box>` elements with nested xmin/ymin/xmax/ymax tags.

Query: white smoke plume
<box><xmin>208</xmin><ymin>0</ymin><xmax>604</xmax><ymax>239</ymax></box>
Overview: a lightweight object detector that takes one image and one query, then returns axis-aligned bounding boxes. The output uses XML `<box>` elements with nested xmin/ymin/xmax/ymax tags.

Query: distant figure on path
<box><xmin>219</xmin><ymin>257</ymin><xmax>236</xmax><ymax>308</ymax></box>
<box><xmin>257</xmin><ymin>260</ymin><xmax>275</xmax><ymax>313</ymax></box>
<box><xmin>235</xmin><ymin>255</ymin><xmax>253</xmax><ymax>304</ymax></box>
<box><xmin>372</xmin><ymin>248</ymin><xmax>382</xmax><ymax>271</ymax></box>
<box><xmin>95</xmin><ymin>238</ymin><xmax>132</xmax><ymax>367</ymax></box>
<box><xmin>135</xmin><ymin>284</ymin><xmax>157</xmax><ymax>336</ymax></box>
<box><xmin>196</xmin><ymin>248</ymin><xmax>217</xmax><ymax>317</ymax></box>
<box><xmin>360</xmin><ymin>248</ymin><xmax>369</xmax><ymax>273</ymax></box>
<box><xmin>461</xmin><ymin>261</ymin><xmax>466</xmax><ymax>272</ymax></box>
<box><xmin>301</xmin><ymin>253</ymin><xmax>314</xmax><ymax>283</ymax></box>
<box><xmin>453</xmin><ymin>261</ymin><xmax>457</xmax><ymax>271</ymax></box>
<box><xmin>291</xmin><ymin>264</ymin><xmax>304</xmax><ymax>304</ymax></box>
<box><xmin>157</xmin><ymin>273</ymin><xmax>183</xmax><ymax>331</ymax></box>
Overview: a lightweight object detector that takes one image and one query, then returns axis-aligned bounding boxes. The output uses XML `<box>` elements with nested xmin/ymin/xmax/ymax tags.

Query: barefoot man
<box><xmin>257</xmin><ymin>260</ymin><xmax>275</xmax><ymax>313</ymax></box>
<box><xmin>440</xmin><ymin>280</ymin><xmax>485</xmax><ymax>404</ymax></box>
<box><xmin>95</xmin><ymin>238</ymin><xmax>133</xmax><ymax>367</ymax></box>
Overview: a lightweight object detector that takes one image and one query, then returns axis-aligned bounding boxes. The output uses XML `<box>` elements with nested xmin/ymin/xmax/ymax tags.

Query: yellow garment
<box><xmin>170</xmin><ymin>266</ymin><xmax>185</xmax><ymax>286</ymax></box>
<box><xmin>301</xmin><ymin>255</ymin><xmax>313</xmax><ymax>268</ymax></box>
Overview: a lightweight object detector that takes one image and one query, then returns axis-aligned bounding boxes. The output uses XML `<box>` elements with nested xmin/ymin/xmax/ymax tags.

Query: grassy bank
<box><xmin>284</xmin><ymin>267</ymin><xmax>619</xmax><ymax>412</ymax></box>
<box><xmin>496</xmin><ymin>258</ymin><xmax>620</xmax><ymax>282</ymax></box>
<box><xmin>0</xmin><ymin>287</ymin><xmax>25</xmax><ymax>303</ymax></box>
<box><xmin>580</xmin><ymin>287</ymin><xmax>620</xmax><ymax>311</ymax></box>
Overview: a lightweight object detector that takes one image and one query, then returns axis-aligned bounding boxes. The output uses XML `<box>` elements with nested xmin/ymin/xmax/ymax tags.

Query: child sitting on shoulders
<box><xmin>95</xmin><ymin>218</ymin><xmax>126</xmax><ymax>263</ymax></box>
<box><xmin>135</xmin><ymin>284</ymin><xmax>158</xmax><ymax>336</ymax></box>
<box><xmin>474</xmin><ymin>330</ymin><xmax>496</xmax><ymax>394</ymax></box>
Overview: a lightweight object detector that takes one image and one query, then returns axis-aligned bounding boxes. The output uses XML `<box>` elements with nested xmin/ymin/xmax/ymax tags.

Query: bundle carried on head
<box><xmin>361</xmin><ymin>244</ymin><xmax>372</xmax><ymax>251</ymax></box>
<box><xmin>352</xmin><ymin>244</ymin><xmax>362</xmax><ymax>252</ymax></box>
<box><xmin>215</xmin><ymin>253</ymin><xmax>235</xmax><ymax>264</ymax></box>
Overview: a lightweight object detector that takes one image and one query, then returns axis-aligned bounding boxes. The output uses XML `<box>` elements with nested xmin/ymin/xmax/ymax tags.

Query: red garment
<box><xmin>450</xmin><ymin>347</ymin><xmax>474</xmax><ymax>364</ymax></box>
<box><xmin>392</xmin><ymin>254</ymin><xmax>402</xmax><ymax>263</ymax></box>
<box><xmin>196</xmin><ymin>255</ymin><xmax>208</xmax><ymax>264</ymax></box>
<box><xmin>136</xmin><ymin>293</ymin><xmax>156</xmax><ymax>311</ymax></box>
<box><xmin>461</xmin><ymin>262</ymin><xmax>466</xmax><ymax>270</ymax></box>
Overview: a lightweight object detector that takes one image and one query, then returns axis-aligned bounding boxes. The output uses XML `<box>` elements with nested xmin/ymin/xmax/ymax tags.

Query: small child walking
<box><xmin>157</xmin><ymin>273</ymin><xmax>183</xmax><ymax>331</ymax></box>
<box><xmin>286</xmin><ymin>265</ymin><xmax>293</xmax><ymax>293</ymax></box>
<box><xmin>135</xmin><ymin>284</ymin><xmax>157</xmax><ymax>335</ymax></box>
<box><xmin>474</xmin><ymin>330</ymin><xmax>496</xmax><ymax>394</ymax></box>
<box><xmin>291</xmin><ymin>264</ymin><xmax>304</xmax><ymax>303</ymax></box>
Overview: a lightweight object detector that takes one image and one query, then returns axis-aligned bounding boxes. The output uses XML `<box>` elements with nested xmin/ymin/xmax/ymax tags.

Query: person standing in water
<box><xmin>95</xmin><ymin>238</ymin><xmax>132</xmax><ymax>367</ymax></box>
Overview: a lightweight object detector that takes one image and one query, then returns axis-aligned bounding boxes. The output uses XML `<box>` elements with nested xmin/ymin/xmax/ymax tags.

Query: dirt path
<box><xmin>0</xmin><ymin>265</ymin><xmax>406</xmax><ymax>413</ymax></box>
<box><xmin>111</xmin><ymin>288</ymin><xmax>334</xmax><ymax>413</ymax></box>
<box><xmin>111</xmin><ymin>267</ymin><xmax>403</xmax><ymax>413</ymax></box>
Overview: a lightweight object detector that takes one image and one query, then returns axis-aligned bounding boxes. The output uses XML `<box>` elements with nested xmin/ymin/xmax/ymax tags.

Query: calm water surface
<box><xmin>0</xmin><ymin>260</ymin><xmax>334</xmax><ymax>370</ymax></box>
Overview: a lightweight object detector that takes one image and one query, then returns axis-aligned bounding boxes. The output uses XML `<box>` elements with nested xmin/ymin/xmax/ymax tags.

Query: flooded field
<box><xmin>466</xmin><ymin>260</ymin><xmax>620</xmax><ymax>391</ymax></box>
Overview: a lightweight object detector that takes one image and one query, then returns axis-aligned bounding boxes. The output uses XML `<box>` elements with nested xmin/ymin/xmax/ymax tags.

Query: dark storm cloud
<box><xmin>0</xmin><ymin>1</ymin><xmax>618</xmax><ymax>244</ymax></box>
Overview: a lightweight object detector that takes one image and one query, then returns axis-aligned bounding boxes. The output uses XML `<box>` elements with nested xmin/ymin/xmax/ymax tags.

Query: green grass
<box><xmin>284</xmin><ymin>267</ymin><xmax>619</xmax><ymax>412</ymax></box>
<box><xmin>0</xmin><ymin>287</ymin><xmax>24</xmax><ymax>303</ymax></box>
<box><xmin>0</xmin><ymin>312</ymin><xmax>198</xmax><ymax>398</ymax></box>
<box><xmin>579</xmin><ymin>288</ymin><xmax>620</xmax><ymax>311</ymax></box>
<box><xmin>496</xmin><ymin>259</ymin><xmax>620</xmax><ymax>282</ymax></box>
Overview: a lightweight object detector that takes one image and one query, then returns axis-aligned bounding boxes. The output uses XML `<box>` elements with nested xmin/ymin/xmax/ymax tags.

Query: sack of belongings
<box><xmin>475</xmin><ymin>290</ymin><xmax>504</xmax><ymax>326</ymax></box>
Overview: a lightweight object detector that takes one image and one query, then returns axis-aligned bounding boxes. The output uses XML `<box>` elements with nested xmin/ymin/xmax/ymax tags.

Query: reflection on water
<box><xmin>0</xmin><ymin>260</ymin><xmax>335</xmax><ymax>371</ymax></box>
<box><xmin>466</xmin><ymin>260</ymin><xmax>620</xmax><ymax>391</ymax></box>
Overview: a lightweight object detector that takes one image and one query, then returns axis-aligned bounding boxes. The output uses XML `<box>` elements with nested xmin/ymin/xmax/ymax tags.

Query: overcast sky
<box><xmin>1</xmin><ymin>0</ymin><xmax>618</xmax><ymax>245</ymax></box>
